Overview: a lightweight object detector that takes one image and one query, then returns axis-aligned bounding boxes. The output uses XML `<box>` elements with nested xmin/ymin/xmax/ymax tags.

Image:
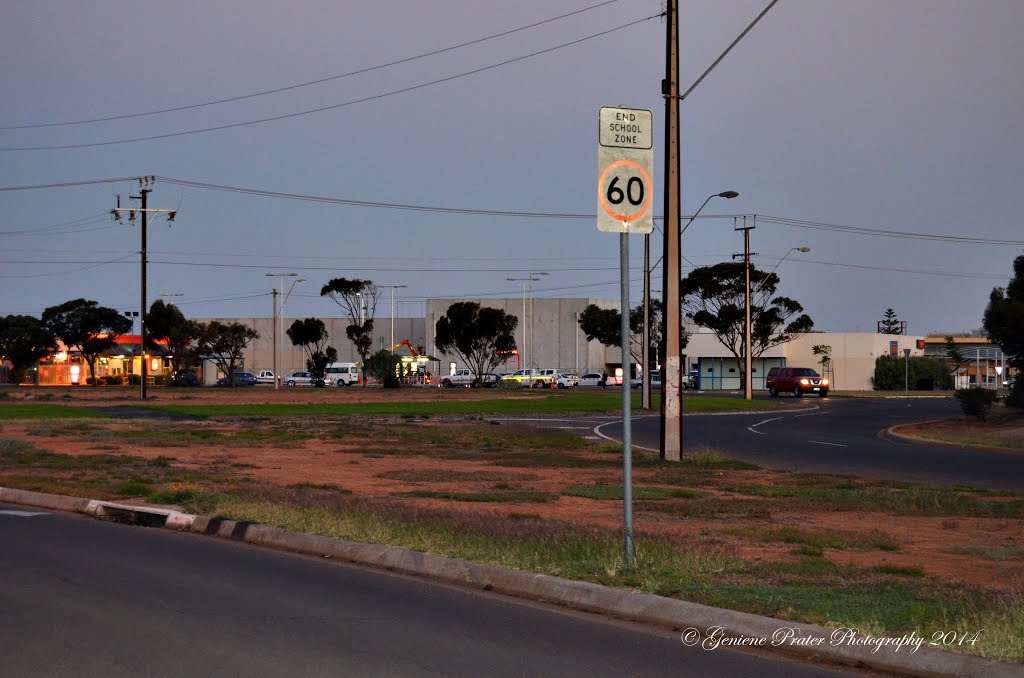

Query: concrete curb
<box><xmin>2</xmin><ymin>487</ymin><xmax>1019</xmax><ymax>677</ymax></box>
<box><xmin>882</xmin><ymin>421</ymin><xmax>1023</xmax><ymax>456</ymax></box>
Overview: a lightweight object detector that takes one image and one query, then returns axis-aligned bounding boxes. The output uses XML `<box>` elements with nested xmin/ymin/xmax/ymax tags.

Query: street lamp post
<box><xmin>528</xmin><ymin>272</ymin><xmax>548</xmax><ymax>370</ymax></box>
<box><xmin>733</xmin><ymin>216</ymin><xmax>756</xmax><ymax>400</ymax></box>
<box><xmin>758</xmin><ymin>247</ymin><xmax>810</xmax><ymax>293</ymax></box>
<box><xmin>657</xmin><ymin>190</ymin><xmax>739</xmax><ymax>459</ymax></box>
<box><xmin>265</xmin><ymin>273</ymin><xmax>303</xmax><ymax>388</ymax></box>
<box><xmin>507</xmin><ymin>273</ymin><xmax>548</xmax><ymax>371</ymax></box>
<box><xmin>380</xmin><ymin>285</ymin><xmax>408</xmax><ymax>349</ymax></box>
<box><xmin>742</xmin><ymin>245</ymin><xmax>811</xmax><ymax>395</ymax></box>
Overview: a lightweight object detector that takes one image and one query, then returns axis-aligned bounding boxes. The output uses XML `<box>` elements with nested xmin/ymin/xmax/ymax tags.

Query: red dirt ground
<box><xmin>2</xmin><ymin>386</ymin><xmax>1022</xmax><ymax>592</ymax></box>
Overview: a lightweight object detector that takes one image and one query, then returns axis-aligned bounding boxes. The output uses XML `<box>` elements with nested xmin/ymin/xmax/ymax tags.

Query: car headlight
<box><xmin>800</xmin><ymin>378</ymin><xmax>810</xmax><ymax>385</ymax></box>
<box><xmin>822</xmin><ymin>379</ymin><xmax>829</xmax><ymax>386</ymax></box>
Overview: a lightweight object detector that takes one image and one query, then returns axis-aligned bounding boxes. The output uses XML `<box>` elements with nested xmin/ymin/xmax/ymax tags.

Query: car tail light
<box><xmin>800</xmin><ymin>378</ymin><xmax>810</xmax><ymax>385</ymax></box>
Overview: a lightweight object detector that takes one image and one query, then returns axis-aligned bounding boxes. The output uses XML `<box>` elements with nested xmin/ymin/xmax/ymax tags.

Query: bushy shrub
<box><xmin>495</xmin><ymin>378</ymin><xmax>520</xmax><ymax>392</ymax></box>
<box><xmin>363</xmin><ymin>349</ymin><xmax>405</xmax><ymax>389</ymax></box>
<box><xmin>872</xmin><ymin>355</ymin><xmax>953</xmax><ymax>390</ymax></box>
<box><xmin>955</xmin><ymin>387</ymin><xmax>997</xmax><ymax>421</ymax></box>
<box><xmin>1007</xmin><ymin>379</ymin><xmax>1023</xmax><ymax>409</ymax></box>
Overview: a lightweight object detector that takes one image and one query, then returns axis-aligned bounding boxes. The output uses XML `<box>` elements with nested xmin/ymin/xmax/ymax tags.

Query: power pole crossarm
<box><xmin>112</xmin><ymin>177</ymin><xmax>175</xmax><ymax>401</ymax></box>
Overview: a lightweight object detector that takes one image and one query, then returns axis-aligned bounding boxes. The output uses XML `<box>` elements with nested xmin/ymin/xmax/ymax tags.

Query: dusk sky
<box><xmin>2</xmin><ymin>0</ymin><xmax>1022</xmax><ymax>337</ymax></box>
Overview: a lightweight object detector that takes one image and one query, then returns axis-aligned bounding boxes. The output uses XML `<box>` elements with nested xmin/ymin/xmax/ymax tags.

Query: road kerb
<box><xmin>3</xmin><ymin>487</ymin><xmax>1020</xmax><ymax>677</ymax></box>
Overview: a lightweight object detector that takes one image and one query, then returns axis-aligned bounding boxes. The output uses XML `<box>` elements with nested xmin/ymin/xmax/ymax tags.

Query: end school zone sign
<box><xmin>597</xmin><ymin>107</ymin><xmax>654</xmax><ymax>234</ymax></box>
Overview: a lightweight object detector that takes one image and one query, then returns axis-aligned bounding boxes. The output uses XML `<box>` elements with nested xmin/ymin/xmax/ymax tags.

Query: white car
<box><xmin>539</xmin><ymin>369</ymin><xmax>578</xmax><ymax>389</ymax></box>
<box><xmin>579</xmin><ymin>373</ymin><xmax>605</xmax><ymax>387</ymax></box>
<box><xmin>284</xmin><ymin>371</ymin><xmax>318</xmax><ymax>387</ymax></box>
<box><xmin>631</xmin><ymin>373</ymin><xmax>662</xmax><ymax>389</ymax></box>
<box><xmin>255</xmin><ymin>370</ymin><xmax>276</xmax><ymax>384</ymax></box>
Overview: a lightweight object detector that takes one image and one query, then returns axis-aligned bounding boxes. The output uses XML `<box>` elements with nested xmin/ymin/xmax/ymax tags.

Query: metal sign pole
<box><xmin>620</xmin><ymin>227</ymin><xmax>634</xmax><ymax>567</ymax></box>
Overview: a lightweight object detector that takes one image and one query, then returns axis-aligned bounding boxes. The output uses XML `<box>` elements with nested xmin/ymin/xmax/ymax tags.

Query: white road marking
<box><xmin>807</xmin><ymin>440</ymin><xmax>847</xmax><ymax>448</ymax></box>
<box><xmin>592</xmin><ymin>420</ymin><xmax>660</xmax><ymax>452</ymax></box>
<box><xmin>747</xmin><ymin>416</ymin><xmax>783</xmax><ymax>436</ymax></box>
<box><xmin>0</xmin><ymin>510</ymin><xmax>49</xmax><ymax>517</ymax></box>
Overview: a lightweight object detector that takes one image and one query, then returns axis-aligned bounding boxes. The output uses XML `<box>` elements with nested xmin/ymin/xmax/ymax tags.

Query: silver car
<box><xmin>284</xmin><ymin>371</ymin><xmax>316</xmax><ymax>387</ymax></box>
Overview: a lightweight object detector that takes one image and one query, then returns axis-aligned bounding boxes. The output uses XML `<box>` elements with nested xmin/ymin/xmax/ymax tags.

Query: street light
<box><xmin>679</xmin><ymin>191</ymin><xmax>739</xmax><ymax>238</ymax></box>
<box><xmin>507</xmin><ymin>272</ymin><xmax>548</xmax><ymax>371</ymax></box>
<box><xmin>265</xmin><ymin>273</ymin><xmax>302</xmax><ymax>389</ymax></box>
<box><xmin>653</xmin><ymin>190</ymin><xmax>739</xmax><ymax>407</ymax></box>
<box><xmin>379</xmin><ymin>284</ymin><xmax>408</xmax><ymax>349</ymax></box>
<box><xmin>753</xmin><ymin>246</ymin><xmax>810</xmax><ymax>296</ymax></box>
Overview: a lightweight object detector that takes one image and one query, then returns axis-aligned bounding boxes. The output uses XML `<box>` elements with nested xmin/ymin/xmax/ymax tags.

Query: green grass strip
<box><xmin>0</xmin><ymin>404</ymin><xmax>111</xmax><ymax>420</ymax></box>
<box><xmin>133</xmin><ymin>393</ymin><xmax>775</xmax><ymax>419</ymax></box>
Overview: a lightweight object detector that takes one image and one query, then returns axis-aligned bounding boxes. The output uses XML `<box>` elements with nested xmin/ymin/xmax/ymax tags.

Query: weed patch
<box><xmin>391</xmin><ymin>489</ymin><xmax>556</xmax><ymax>504</ymax></box>
<box><xmin>563</xmin><ymin>484</ymin><xmax>702</xmax><ymax>501</ymax></box>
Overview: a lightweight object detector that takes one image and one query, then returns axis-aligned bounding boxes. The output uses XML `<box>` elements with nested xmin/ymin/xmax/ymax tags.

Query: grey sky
<box><xmin>1</xmin><ymin>0</ymin><xmax>1021</xmax><ymax>337</ymax></box>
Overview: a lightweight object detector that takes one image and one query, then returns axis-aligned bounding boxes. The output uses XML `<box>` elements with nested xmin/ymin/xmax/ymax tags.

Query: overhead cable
<box><xmin>0</xmin><ymin>0</ymin><xmax>622</xmax><ymax>130</ymax></box>
<box><xmin>0</xmin><ymin>15</ymin><xmax>661</xmax><ymax>151</ymax></box>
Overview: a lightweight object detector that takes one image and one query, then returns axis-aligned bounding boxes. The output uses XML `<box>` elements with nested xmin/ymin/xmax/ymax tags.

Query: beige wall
<box><xmin>426</xmin><ymin>298</ymin><xmax>615</xmax><ymax>375</ymax></box>
<box><xmin>683</xmin><ymin>331</ymin><xmax>924</xmax><ymax>390</ymax></box>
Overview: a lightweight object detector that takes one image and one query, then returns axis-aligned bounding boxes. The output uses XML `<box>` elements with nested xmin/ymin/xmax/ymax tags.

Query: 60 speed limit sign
<box><xmin>597</xmin><ymin>107</ymin><xmax>654</xmax><ymax>234</ymax></box>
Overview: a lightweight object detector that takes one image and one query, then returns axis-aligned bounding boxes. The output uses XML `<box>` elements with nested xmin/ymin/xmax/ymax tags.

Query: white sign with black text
<box><xmin>597</xmin><ymin>107</ymin><xmax>654</xmax><ymax>234</ymax></box>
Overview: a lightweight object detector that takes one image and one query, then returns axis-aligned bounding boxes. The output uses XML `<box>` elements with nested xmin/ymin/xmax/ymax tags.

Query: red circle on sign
<box><xmin>598</xmin><ymin>159</ymin><xmax>653</xmax><ymax>223</ymax></box>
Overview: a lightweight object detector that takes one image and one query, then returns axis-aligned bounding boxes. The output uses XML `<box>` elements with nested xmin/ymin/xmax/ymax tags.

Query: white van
<box><xmin>325</xmin><ymin>362</ymin><xmax>360</xmax><ymax>386</ymax></box>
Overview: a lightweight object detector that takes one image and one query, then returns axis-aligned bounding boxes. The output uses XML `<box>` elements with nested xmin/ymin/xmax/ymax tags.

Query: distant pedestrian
<box><xmin>599</xmin><ymin>371</ymin><xmax>608</xmax><ymax>389</ymax></box>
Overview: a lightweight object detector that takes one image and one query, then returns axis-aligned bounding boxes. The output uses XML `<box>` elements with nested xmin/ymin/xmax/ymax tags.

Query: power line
<box><xmin>0</xmin><ymin>254</ymin><xmax>136</xmax><ymax>279</ymax></box>
<box><xmin>0</xmin><ymin>178</ymin><xmax>1018</xmax><ymax>248</ymax></box>
<box><xmin>786</xmin><ymin>257</ymin><xmax>1008</xmax><ymax>280</ymax></box>
<box><xmin>160</xmin><ymin>176</ymin><xmax>596</xmax><ymax>218</ymax></box>
<box><xmin>0</xmin><ymin>212</ymin><xmax>109</xmax><ymax>235</ymax></box>
<box><xmin>759</xmin><ymin>214</ymin><xmax>1024</xmax><ymax>246</ymax></box>
<box><xmin>0</xmin><ymin>177</ymin><xmax>142</xmax><ymax>192</ymax></box>
<box><xmin>0</xmin><ymin>0</ymin><xmax>623</xmax><ymax>130</ymax></box>
<box><xmin>0</xmin><ymin>15</ymin><xmax>661</xmax><ymax>152</ymax></box>
<box><xmin>1</xmin><ymin>254</ymin><xmax>1005</xmax><ymax>283</ymax></box>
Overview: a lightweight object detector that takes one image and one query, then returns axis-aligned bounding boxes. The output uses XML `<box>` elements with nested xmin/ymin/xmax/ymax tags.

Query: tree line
<box><xmin>2</xmin><ymin>256</ymin><xmax>1021</xmax><ymax>395</ymax></box>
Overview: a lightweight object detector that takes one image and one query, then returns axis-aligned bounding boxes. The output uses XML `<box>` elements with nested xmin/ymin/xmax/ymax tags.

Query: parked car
<box><xmin>440</xmin><ymin>369</ymin><xmax>500</xmax><ymax>388</ymax></box>
<box><xmin>284</xmin><ymin>371</ymin><xmax>320</xmax><ymax>387</ymax></box>
<box><xmin>216</xmin><ymin>372</ymin><xmax>257</xmax><ymax>386</ymax></box>
<box><xmin>255</xmin><ymin>370</ymin><xmax>276</xmax><ymax>385</ymax></box>
<box><xmin>631</xmin><ymin>372</ymin><xmax>662</xmax><ymax>389</ymax></box>
<box><xmin>579</xmin><ymin>373</ymin><xmax>603</xmax><ymax>387</ymax></box>
<box><xmin>171</xmin><ymin>370</ymin><xmax>200</xmax><ymax>387</ymax></box>
<box><xmin>539</xmin><ymin>369</ymin><xmax>578</xmax><ymax>388</ymax></box>
<box><xmin>500</xmin><ymin>369</ymin><xmax>553</xmax><ymax>388</ymax></box>
<box><xmin>766</xmin><ymin>366</ymin><xmax>828</xmax><ymax>397</ymax></box>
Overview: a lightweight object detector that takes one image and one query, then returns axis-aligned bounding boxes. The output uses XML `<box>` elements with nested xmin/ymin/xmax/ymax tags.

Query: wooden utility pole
<box><xmin>660</xmin><ymin>0</ymin><xmax>683</xmax><ymax>461</ymax></box>
<box><xmin>113</xmin><ymin>177</ymin><xmax>176</xmax><ymax>401</ymax></box>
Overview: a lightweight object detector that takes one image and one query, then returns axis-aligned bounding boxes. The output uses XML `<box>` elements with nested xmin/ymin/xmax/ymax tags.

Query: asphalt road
<box><xmin>598</xmin><ymin>396</ymin><xmax>1024</xmax><ymax>491</ymax></box>
<box><xmin>0</xmin><ymin>505</ymin><xmax>861</xmax><ymax>677</ymax></box>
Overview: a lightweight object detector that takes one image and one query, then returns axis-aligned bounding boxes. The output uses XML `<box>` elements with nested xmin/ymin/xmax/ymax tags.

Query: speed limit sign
<box><xmin>597</xmin><ymin>107</ymin><xmax>654</xmax><ymax>234</ymax></box>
